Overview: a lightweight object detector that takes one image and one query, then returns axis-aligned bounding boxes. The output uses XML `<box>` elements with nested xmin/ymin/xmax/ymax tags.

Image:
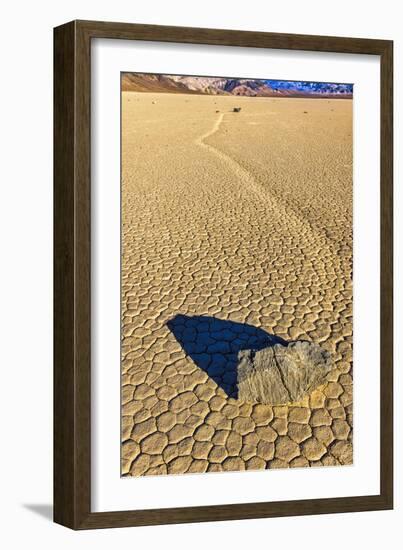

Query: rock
<box><xmin>237</xmin><ymin>341</ymin><xmax>332</xmax><ymax>405</ymax></box>
<box><xmin>233</xmin><ymin>107</ymin><xmax>242</xmax><ymax>112</ymax></box>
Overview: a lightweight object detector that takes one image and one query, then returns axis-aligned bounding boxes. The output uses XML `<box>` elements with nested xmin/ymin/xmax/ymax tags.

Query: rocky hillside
<box><xmin>122</xmin><ymin>73</ymin><xmax>353</xmax><ymax>98</ymax></box>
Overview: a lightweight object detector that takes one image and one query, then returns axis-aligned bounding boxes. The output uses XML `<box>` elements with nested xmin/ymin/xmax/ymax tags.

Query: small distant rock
<box><xmin>216</xmin><ymin>110</ymin><xmax>220</xmax><ymax>113</ymax></box>
<box><xmin>152</xmin><ymin>101</ymin><xmax>157</xmax><ymax>104</ymax></box>
<box><xmin>237</xmin><ymin>341</ymin><xmax>332</xmax><ymax>405</ymax></box>
<box><xmin>303</xmin><ymin>111</ymin><xmax>308</xmax><ymax>114</ymax></box>
<box><xmin>233</xmin><ymin>107</ymin><xmax>242</xmax><ymax>113</ymax></box>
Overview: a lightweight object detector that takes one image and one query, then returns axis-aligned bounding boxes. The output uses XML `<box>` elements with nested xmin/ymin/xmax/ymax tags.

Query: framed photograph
<box><xmin>54</xmin><ymin>20</ymin><xmax>393</xmax><ymax>529</ymax></box>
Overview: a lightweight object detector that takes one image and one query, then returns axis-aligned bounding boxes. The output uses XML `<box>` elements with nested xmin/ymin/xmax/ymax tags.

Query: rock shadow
<box><xmin>167</xmin><ymin>314</ymin><xmax>287</xmax><ymax>398</ymax></box>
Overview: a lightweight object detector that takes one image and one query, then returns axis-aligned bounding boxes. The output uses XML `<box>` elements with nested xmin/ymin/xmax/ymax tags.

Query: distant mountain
<box><xmin>121</xmin><ymin>74</ymin><xmax>200</xmax><ymax>94</ymax></box>
<box><xmin>122</xmin><ymin>73</ymin><xmax>353</xmax><ymax>98</ymax></box>
<box><xmin>265</xmin><ymin>80</ymin><xmax>353</xmax><ymax>96</ymax></box>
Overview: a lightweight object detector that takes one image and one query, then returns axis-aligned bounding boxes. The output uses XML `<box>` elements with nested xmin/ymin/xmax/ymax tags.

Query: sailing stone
<box><xmin>237</xmin><ymin>340</ymin><xmax>333</xmax><ymax>405</ymax></box>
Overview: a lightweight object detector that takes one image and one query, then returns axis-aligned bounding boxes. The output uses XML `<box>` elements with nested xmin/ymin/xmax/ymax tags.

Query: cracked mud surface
<box><xmin>121</xmin><ymin>92</ymin><xmax>353</xmax><ymax>476</ymax></box>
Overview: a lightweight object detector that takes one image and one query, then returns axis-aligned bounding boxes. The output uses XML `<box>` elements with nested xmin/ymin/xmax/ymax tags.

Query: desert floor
<box><xmin>121</xmin><ymin>92</ymin><xmax>353</xmax><ymax>476</ymax></box>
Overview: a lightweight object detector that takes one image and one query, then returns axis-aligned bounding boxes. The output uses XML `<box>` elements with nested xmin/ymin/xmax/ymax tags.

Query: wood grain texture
<box><xmin>54</xmin><ymin>21</ymin><xmax>77</xmax><ymax>528</ymax></box>
<box><xmin>75</xmin><ymin>19</ymin><xmax>391</xmax><ymax>54</ymax></box>
<box><xmin>54</xmin><ymin>20</ymin><xmax>91</xmax><ymax>528</ymax></box>
<box><xmin>380</xmin><ymin>41</ymin><xmax>393</xmax><ymax>506</ymax></box>
<box><xmin>54</xmin><ymin>19</ymin><xmax>393</xmax><ymax>530</ymax></box>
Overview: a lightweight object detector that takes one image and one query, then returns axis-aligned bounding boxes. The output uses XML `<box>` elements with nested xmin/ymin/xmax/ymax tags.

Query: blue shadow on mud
<box><xmin>167</xmin><ymin>314</ymin><xmax>287</xmax><ymax>398</ymax></box>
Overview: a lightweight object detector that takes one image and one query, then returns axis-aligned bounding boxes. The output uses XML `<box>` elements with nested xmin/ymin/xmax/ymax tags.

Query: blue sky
<box><xmin>265</xmin><ymin>80</ymin><xmax>353</xmax><ymax>94</ymax></box>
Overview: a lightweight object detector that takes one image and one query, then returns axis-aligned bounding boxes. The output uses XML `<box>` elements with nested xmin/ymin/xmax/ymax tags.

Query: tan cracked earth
<box><xmin>121</xmin><ymin>91</ymin><xmax>353</xmax><ymax>476</ymax></box>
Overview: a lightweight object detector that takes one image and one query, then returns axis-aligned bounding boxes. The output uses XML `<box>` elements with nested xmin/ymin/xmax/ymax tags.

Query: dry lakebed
<box><xmin>121</xmin><ymin>92</ymin><xmax>353</xmax><ymax>476</ymax></box>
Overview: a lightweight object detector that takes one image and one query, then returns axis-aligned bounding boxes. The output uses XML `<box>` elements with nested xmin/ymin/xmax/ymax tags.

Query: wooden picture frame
<box><xmin>54</xmin><ymin>20</ymin><xmax>393</xmax><ymax>529</ymax></box>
